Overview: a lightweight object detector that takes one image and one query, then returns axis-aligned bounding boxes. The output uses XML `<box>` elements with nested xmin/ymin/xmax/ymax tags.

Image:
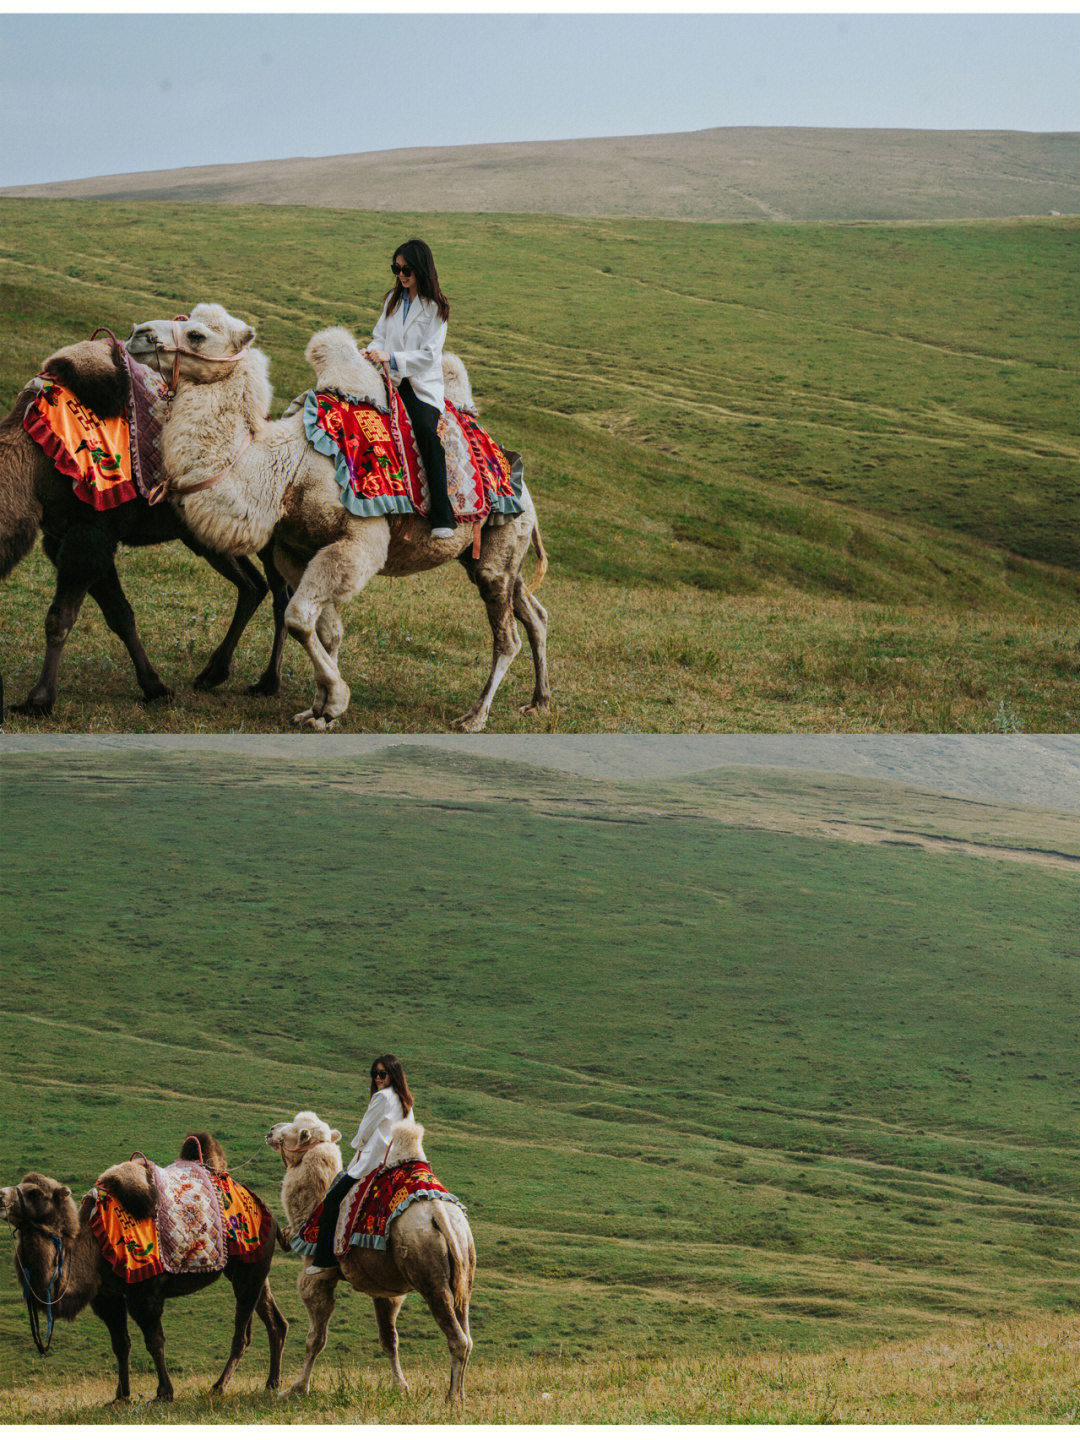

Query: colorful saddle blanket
<box><xmin>304</xmin><ymin>388</ymin><xmax>523</xmax><ymax>524</ymax></box>
<box><xmin>23</xmin><ymin>350</ymin><xmax>167</xmax><ymax>511</ymax></box>
<box><xmin>291</xmin><ymin>1160</ymin><xmax>465</xmax><ymax>1258</ymax></box>
<box><xmin>90</xmin><ymin>1161</ymin><xmax>273</xmax><ymax>1284</ymax></box>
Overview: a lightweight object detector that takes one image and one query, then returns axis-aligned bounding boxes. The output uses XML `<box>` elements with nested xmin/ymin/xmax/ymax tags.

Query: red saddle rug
<box><xmin>90</xmin><ymin>1162</ymin><xmax>273</xmax><ymax>1284</ymax></box>
<box><xmin>304</xmin><ymin>389</ymin><xmax>522</xmax><ymax>524</ymax></box>
<box><xmin>291</xmin><ymin>1159</ymin><xmax>465</xmax><ymax>1258</ymax></box>
<box><xmin>22</xmin><ymin>344</ymin><xmax>167</xmax><ymax>510</ymax></box>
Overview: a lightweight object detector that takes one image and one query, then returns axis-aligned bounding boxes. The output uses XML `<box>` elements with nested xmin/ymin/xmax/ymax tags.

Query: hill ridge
<box><xmin>5</xmin><ymin>126</ymin><xmax>1079</xmax><ymax>222</ymax></box>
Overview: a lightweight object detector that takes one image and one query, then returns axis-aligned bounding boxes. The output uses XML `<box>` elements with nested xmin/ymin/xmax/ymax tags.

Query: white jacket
<box><xmin>370</xmin><ymin>294</ymin><xmax>447</xmax><ymax>411</ymax></box>
<box><xmin>346</xmin><ymin>1087</ymin><xmax>414</xmax><ymax>1179</ymax></box>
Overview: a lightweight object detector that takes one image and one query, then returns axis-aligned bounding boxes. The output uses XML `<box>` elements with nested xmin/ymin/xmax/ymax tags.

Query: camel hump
<box><xmin>40</xmin><ymin>338</ymin><xmax>128</xmax><ymax>420</ymax></box>
<box><xmin>179</xmin><ymin>1132</ymin><xmax>228</xmax><ymax>1172</ymax></box>
<box><xmin>305</xmin><ymin>328</ymin><xmax>383</xmax><ymax>407</ymax></box>
<box><xmin>442</xmin><ymin>353</ymin><xmax>476</xmax><ymax>414</ymax></box>
<box><xmin>385</xmin><ymin>1120</ymin><xmax>426</xmax><ymax>1168</ymax></box>
<box><xmin>96</xmin><ymin>1160</ymin><xmax>157</xmax><ymax>1220</ymax></box>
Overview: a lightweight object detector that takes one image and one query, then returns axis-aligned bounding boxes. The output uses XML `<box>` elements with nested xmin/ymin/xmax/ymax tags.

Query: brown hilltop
<box><xmin>3</xmin><ymin>127</ymin><xmax>1078</xmax><ymax>222</ymax></box>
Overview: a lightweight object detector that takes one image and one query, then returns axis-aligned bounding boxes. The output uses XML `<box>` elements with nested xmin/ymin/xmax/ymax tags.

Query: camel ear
<box><xmin>55</xmin><ymin>1185</ymin><xmax>71</xmax><ymax>1200</ymax></box>
<box><xmin>298</xmin><ymin>1128</ymin><xmax>310</xmax><ymax>1144</ymax></box>
<box><xmin>330</xmin><ymin>1129</ymin><xmax>342</xmax><ymax>1144</ymax></box>
<box><xmin>232</xmin><ymin>322</ymin><xmax>255</xmax><ymax>350</ymax></box>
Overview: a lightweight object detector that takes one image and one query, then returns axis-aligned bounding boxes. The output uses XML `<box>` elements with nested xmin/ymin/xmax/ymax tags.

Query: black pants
<box><xmin>311</xmin><ymin>1170</ymin><xmax>356</xmax><ymax>1267</ymax></box>
<box><xmin>398</xmin><ymin>378</ymin><xmax>454</xmax><ymax>530</ymax></box>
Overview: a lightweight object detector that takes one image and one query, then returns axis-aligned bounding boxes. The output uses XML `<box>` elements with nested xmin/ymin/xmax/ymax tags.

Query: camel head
<box><xmin>265</xmin><ymin>1111</ymin><xmax>342</xmax><ymax>1170</ymax></box>
<box><xmin>2</xmin><ymin>1173</ymin><xmax>81</xmax><ymax>1323</ymax></box>
<box><xmin>126</xmin><ymin>303</ymin><xmax>258</xmax><ymax>388</ymax></box>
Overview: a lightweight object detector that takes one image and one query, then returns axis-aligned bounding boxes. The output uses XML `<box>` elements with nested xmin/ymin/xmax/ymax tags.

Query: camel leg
<box><xmin>372</xmin><ymin>1294</ymin><xmax>409</xmax><ymax>1392</ymax></box>
<box><xmin>87</xmin><ymin>563</ymin><xmax>173</xmax><ymax>703</ymax></box>
<box><xmin>210</xmin><ymin>1269</ymin><xmax>264</xmax><ymax>1393</ymax></box>
<box><xmin>287</xmin><ymin>1268</ymin><xmax>341</xmax><ymax>1397</ymax></box>
<box><xmin>417</xmin><ymin>1282</ymin><xmax>472</xmax><ymax>1404</ymax></box>
<box><xmin>255</xmin><ymin>1280</ymin><xmax>289</xmax><ymax>1391</ymax></box>
<box><xmin>128</xmin><ymin>1293</ymin><xmax>174</xmax><ymax>1402</ymax></box>
<box><xmin>248</xmin><ymin>543</ymin><xmax>291</xmax><ymax>697</ymax></box>
<box><xmin>91</xmin><ymin>1293</ymin><xmax>132</xmax><ymax>1403</ymax></box>
<box><xmin>450</xmin><ymin>563</ymin><xmax>521</xmax><ymax>733</ymax></box>
<box><xmin>10</xmin><ymin>529</ymin><xmax>97</xmax><ymax>716</ymax></box>
<box><xmin>512</xmin><ymin>576</ymin><xmax>551</xmax><ymax>716</ymax></box>
<box><xmin>185</xmin><ymin>543</ymin><xmax>267</xmax><ymax>691</ymax></box>
<box><xmin>285</xmin><ymin>532</ymin><xmax>388</xmax><ymax>732</ymax></box>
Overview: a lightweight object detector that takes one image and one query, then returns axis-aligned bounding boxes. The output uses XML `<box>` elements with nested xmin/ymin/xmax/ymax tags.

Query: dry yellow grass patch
<box><xmin>2</xmin><ymin>1313</ymin><xmax>1077</xmax><ymax>1423</ymax></box>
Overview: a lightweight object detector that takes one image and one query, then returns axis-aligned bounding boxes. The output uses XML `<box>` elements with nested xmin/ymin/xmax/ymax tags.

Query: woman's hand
<box><xmin>365</xmin><ymin>349</ymin><xmax>390</xmax><ymax>365</ymax></box>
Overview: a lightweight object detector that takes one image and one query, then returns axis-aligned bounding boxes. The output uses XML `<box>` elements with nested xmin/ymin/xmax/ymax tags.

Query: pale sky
<box><xmin>1</xmin><ymin>13</ymin><xmax>1078</xmax><ymax>189</ymax></box>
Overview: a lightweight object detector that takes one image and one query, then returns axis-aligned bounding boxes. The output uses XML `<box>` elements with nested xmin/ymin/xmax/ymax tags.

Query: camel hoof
<box><xmin>139</xmin><ymin>683</ymin><xmax>175</xmax><ymax>705</ymax></box>
<box><xmin>449</xmin><ymin>711</ymin><xmax>486</xmax><ymax>734</ymax></box>
<box><xmin>191</xmin><ymin>663</ymin><xmax>229</xmax><ymax>691</ymax></box>
<box><xmin>519</xmin><ymin>700</ymin><xmax>550</xmax><ymax>717</ymax></box>
<box><xmin>10</xmin><ymin>695</ymin><xmax>54</xmax><ymax>717</ymax></box>
<box><xmin>248</xmin><ymin>673</ymin><xmax>282</xmax><ymax>697</ymax></box>
<box><xmin>300</xmin><ymin>714</ymin><xmax>329</xmax><ymax>732</ymax></box>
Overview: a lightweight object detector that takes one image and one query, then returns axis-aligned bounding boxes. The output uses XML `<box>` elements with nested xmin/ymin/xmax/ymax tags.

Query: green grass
<box><xmin>1</xmin><ymin>201</ymin><xmax>1079</xmax><ymax>731</ymax></box>
<box><xmin>1</xmin><ymin>747</ymin><xmax>1077</xmax><ymax>1399</ymax></box>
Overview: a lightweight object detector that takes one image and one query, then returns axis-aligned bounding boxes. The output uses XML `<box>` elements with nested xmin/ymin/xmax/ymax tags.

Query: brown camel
<box><xmin>267</xmin><ymin>1111</ymin><xmax>475</xmax><ymax>1403</ymax></box>
<box><xmin>0</xmin><ymin>335</ymin><xmax>289</xmax><ymax>718</ymax></box>
<box><xmin>0</xmin><ymin>1138</ymin><xmax>288</xmax><ymax>1403</ymax></box>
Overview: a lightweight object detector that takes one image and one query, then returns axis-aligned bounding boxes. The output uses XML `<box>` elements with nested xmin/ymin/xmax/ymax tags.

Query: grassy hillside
<box><xmin>1</xmin><ymin>747</ymin><xmax>1077</xmax><ymax>1408</ymax></box>
<box><xmin>5</xmin><ymin>128</ymin><xmax>1079</xmax><ymax>224</ymax></box>
<box><xmin>1</xmin><ymin>201</ymin><xmax>1078</xmax><ymax>731</ymax></box>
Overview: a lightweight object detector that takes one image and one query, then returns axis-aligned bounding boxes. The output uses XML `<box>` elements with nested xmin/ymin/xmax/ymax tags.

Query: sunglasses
<box><xmin>373</xmin><ymin>1069</ymin><xmax>389</xmax><ymax>1079</ymax></box>
<box><xmin>391</xmin><ymin>263</ymin><xmax>413</xmax><ymax>278</ymax></box>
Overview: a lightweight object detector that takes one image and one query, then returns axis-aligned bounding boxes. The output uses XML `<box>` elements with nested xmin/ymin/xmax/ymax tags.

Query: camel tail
<box><xmin>0</xmin><ymin>396</ymin><xmax>45</xmax><ymax>583</ymax></box>
<box><xmin>526</xmin><ymin>518</ymin><xmax>548</xmax><ymax>596</ymax></box>
<box><xmin>432</xmin><ymin>1201</ymin><xmax>468</xmax><ymax>1313</ymax></box>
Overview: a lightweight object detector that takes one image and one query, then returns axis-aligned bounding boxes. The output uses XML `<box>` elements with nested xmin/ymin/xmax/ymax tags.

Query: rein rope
<box><xmin>3</xmin><ymin>1204</ymin><xmax>69</xmax><ymax>1357</ymax></box>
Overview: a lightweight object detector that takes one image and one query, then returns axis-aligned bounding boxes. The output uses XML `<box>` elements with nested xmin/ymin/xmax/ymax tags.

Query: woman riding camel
<box><xmin>363</xmin><ymin>239</ymin><xmax>457</xmax><ymax>539</ymax></box>
<box><xmin>306</xmin><ymin>1053</ymin><xmax>415</xmax><ymax>1275</ymax></box>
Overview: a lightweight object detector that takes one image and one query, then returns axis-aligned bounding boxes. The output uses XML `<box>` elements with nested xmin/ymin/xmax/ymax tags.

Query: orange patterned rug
<box><xmin>90</xmin><ymin>1162</ymin><xmax>273</xmax><ymax>1284</ymax></box>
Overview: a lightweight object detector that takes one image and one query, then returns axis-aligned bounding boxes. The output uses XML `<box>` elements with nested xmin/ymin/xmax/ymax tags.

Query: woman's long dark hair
<box><xmin>384</xmin><ymin>238</ymin><xmax>450</xmax><ymax>321</ymax></box>
<box><xmin>370</xmin><ymin>1054</ymin><xmax>414</xmax><ymax>1115</ymax></box>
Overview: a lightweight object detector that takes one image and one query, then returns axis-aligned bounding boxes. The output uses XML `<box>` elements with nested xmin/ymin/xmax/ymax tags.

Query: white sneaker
<box><xmin>431</xmin><ymin>526</ymin><xmax>456</xmax><ymax>540</ymax></box>
<box><xmin>305</xmin><ymin>1265</ymin><xmax>335</xmax><ymax>1276</ymax></box>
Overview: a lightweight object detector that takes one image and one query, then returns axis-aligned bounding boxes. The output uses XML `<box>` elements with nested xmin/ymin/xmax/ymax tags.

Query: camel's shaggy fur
<box><xmin>126</xmin><ymin>306</ymin><xmax>550</xmax><ymax>733</ymax></box>
<box><xmin>266</xmin><ymin>1109</ymin><xmax>475</xmax><ymax>1403</ymax></box>
<box><xmin>441</xmin><ymin>353</ymin><xmax>477</xmax><ymax>415</ymax></box>
<box><xmin>304</xmin><ymin>328</ymin><xmax>385</xmax><ymax>409</ymax></box>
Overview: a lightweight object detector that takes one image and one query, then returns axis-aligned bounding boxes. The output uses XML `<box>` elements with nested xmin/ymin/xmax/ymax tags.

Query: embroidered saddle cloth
<box><xmin>304</xmin><ymin>388</ymin><xmax>523</xmax><ymax>524</ymax></box>
<box><xmin>23</xmin><ymin>352</ymin><xmax>167</xmax><ymax>511</ymax></box>
<box><xmin>291</xmin><ymin>1160</ymin><xmax>465</xmax><ymax>1258</ymax></box>
<box><xmin>90</xmin><ymin>1162</ymin><xmax>272</xmax><ymax>1284</ymax></box>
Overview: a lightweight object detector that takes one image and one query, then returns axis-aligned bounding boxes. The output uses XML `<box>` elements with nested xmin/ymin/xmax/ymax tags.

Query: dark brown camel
<box><xmin>0</xmin><ymin>336</ymin><xmax>289</xmax><ymax>718</ymax></box>
<box><xmin>0</xmin><ymin>1138</ymin><xmax>288</xmax><ymax>1403</ymax></box>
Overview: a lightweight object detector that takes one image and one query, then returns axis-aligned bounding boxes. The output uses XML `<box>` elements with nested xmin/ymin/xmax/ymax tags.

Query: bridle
<box><xmin>140</xmin><ymin>315</ymin><xmax>254</xmax><ymax>505</ymax></box>
<box><xmin>150</xmin><ymin>315</ymin><xmax>250</xmax><ymax>396</ymax></box>
<box><xmin>4</xmin><ymin>1193</ymin><xmax>69</xmax><ymax>1356</ymax></box>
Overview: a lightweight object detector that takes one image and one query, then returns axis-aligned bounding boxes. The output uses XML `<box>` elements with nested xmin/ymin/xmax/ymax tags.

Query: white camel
<box><xmin>125</xmin><ymin>305</ymin><xmax>550</xmax><ymax>731</ymax></box>
<box><xmin>266</xmin><ymin>1110</ymin><xmax>475</xmax><ymax>1403</ymax></box>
